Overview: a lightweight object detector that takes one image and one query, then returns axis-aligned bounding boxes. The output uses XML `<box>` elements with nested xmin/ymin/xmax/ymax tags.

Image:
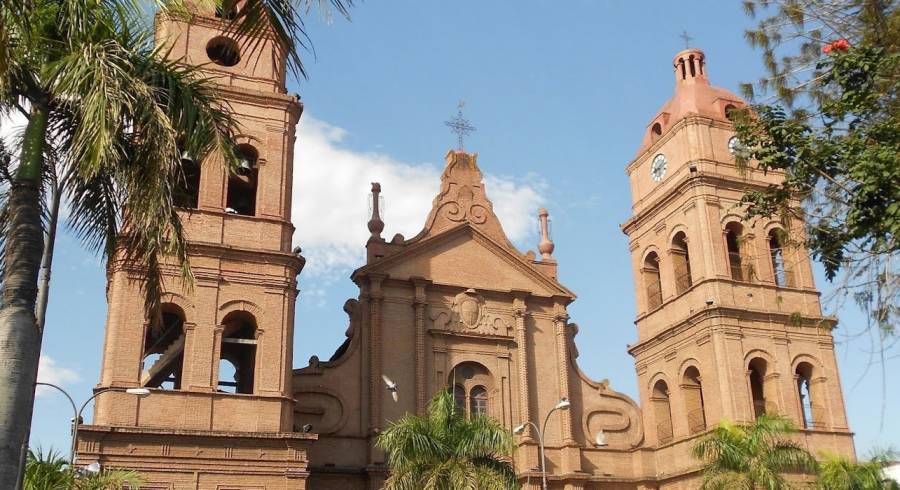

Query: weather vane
<box><xmin>444</xmin><ymin>100</ymin><xmax>476</xmax><ymax>151</ymax></box>
<box><xmin>680</xmin><ymin>30</ymin><xmax>693</xmax><ymax>49</ymax></box>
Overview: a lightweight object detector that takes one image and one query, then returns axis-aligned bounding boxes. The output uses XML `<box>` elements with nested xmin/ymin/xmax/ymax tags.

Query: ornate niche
<box><xmin>430</xmin><ymin>289</ymin><xmax>513</xmax><ymax>338</ymax></box>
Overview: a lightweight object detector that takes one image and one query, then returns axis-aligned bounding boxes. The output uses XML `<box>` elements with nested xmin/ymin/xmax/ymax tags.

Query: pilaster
<box><xmin>512</xmin><ymin>291</ymin><xmax>532</xmax><ymax>441</ymax></box>
<box><xmin>552</xmin><ymin>305</ymin><xmax>575</xmax><ymax>446</ymax></box>
<box><xmin>412</xmin><ymin>277</ymin><xmax>429</xmax><ymax>415</ymax></box>
<box><xmin>367</xmin><ymin>273</ymin><xmax>386</xmax><ymax>434</ymax></box>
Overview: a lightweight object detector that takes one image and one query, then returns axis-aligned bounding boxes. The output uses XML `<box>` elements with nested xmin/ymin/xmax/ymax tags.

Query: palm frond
<box><xmin>378</xmin><ymin>389</ymin><xmax>517</xmax><ymax>490</ymax></box>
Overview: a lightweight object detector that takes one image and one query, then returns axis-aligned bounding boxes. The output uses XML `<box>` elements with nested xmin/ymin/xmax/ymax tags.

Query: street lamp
<box><xmin>35</xmin><ymin>383</ymin><xmax>149</xmax><ymax>466</ymax></box>
<box><xmin>513</xmin><ymin>398</ymin><xmax>570</xmax><ymax>490</ymax></box>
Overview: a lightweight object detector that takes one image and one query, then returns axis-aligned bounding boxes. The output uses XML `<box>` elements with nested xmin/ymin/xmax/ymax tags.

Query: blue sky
<box><xmin>26</xmin><ymin>1</ymin><xmax>897</xmax><ymax>457</ymax></box>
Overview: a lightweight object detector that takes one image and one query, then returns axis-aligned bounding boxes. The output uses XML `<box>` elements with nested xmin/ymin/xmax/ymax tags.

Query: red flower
<box><xmin>823</xmin><ymin>38</ymin><xmax>850</xmax><ymax>55</ymax></box>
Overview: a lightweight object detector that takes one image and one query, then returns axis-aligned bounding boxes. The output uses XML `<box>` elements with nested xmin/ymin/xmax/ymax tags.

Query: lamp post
<box><xmin>35</xmin><ymin>383</ymin><xmax>149</xmax><ymax>466</ymax></box>
<box><xmin>513</xmin><ymin>398</ymin><xmax>571</xmax><ymax>490</ymax></box>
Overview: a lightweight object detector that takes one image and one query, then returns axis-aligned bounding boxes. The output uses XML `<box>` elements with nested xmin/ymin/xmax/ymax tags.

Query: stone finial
<box><xmin>368</xmin><ymin>182</ymin><xmax>384</xmax><ymax>240</ymax></box>
<box><xmin>538</xmin><ymin>208</ymin><xmax>555</xmax><ymax>260</ymax></box>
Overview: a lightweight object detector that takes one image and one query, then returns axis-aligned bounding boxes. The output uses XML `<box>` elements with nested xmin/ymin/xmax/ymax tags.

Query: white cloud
<box><xmin>292</xmin><ymin>115</ymin><xmax>545</xmax><ymax>280</ymax></box>
<box><xmin>0</xmin><ymin>110</ymin><xmax>26</xmax><ymax>149</ymax></box>
<box><xmin>36</xmin><ymin>355</ymin><xmax>80</xmax><ymax>397</ymax></box>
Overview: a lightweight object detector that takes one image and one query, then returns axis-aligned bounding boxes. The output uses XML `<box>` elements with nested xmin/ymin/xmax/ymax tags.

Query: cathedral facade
<box><xmin>77</xmin><ymin>6</ymin><xmax>855</xmax><ymax>489</ymax></box>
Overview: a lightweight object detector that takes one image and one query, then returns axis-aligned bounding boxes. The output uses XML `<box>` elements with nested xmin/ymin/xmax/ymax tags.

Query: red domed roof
<box><xmin>637</xmin><ymin>48</ymin><xmax>747</xmax><ymax>155</ymax></box>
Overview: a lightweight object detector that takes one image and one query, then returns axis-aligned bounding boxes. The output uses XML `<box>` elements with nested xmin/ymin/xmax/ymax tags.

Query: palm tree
<box><xmin>0</xmin><ymin>0</ymin><xmax>351</xmax><ymax>487</ymax></box>
<box><xmin>817</xmin><ymin>451</ymin><xmax>900</xmax><ymax>490</ymax></box>
<box><xmin>376</xmin><ymin>389</ymin><xmax>518</xmax><ymax>490</ymax></box>
<box><xmin>692</xmin><ymin>414</ymin><xmax>818</xmax><ymax>489</ymax></box>
<box><xmin>24</xmin><ymin>448</ymin><xmax>143</xmax><ymax>490</ymax></box>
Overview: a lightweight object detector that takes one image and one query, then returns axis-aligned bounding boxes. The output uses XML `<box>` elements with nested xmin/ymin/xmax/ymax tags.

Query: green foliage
<box><xmin>817</xmin><ymin>450</ymin><xmax>900</xmax><ymax>489</ymax></box>
<box><xmin>24</xmin><ymin>448</ymin><xmax>144</xmax><ymax>490</ymax></box>
<box><xmin>738</xmin><ymin>2</ymin><xmax>900</xmax><ymax>337</ymax></box>
<box><xmin>692</xmin><ymin>414</ymin><xmax>818</xmax><ymax>489</ymax></box>
<box><xmin>376</xmin><ymin>389</ymin><xmax>518</xmax><ymax>490</ymax></box>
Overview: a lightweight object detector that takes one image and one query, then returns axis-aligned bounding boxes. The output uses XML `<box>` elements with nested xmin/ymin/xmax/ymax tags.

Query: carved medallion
<box><xmin>454</xmin><ymin>289</ymin><xmax>484</xmax><ymax>329</ymax></box>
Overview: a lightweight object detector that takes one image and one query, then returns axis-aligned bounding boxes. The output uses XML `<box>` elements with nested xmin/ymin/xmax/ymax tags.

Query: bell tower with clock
<box><xmin>621</xmin><ymin>47</ymin><xmax>854</xmax><ymax>480</ymax></box>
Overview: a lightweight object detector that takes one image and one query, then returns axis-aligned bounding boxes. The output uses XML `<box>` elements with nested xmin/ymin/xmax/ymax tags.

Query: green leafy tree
<box><xmin>376</xmin><ymin>389</ymin><xmax>518</xmax><ymax>490</ymax></box>
<box><xmin>24</xmin><ymin>448</ymin><xmax>144</xmax><ymax>490</ymax></box>
<box><xmin>0</xmin><ymin>0</ymin><xmax>351</xmax><ymax>487</ymax></box>
<box><xmin>817</xmin><ymin>451</ymin><xmax>900</xmax><ymax>490</ymax></box>
<box><xmin>735</xmin><ymin>1</ymin><xmax>900</xmax><ymax>340</ymax></box>
<box><xmin>692</xmin><ymin>414</ymin><xmax>818</xmax><ymax>489</ymax></box>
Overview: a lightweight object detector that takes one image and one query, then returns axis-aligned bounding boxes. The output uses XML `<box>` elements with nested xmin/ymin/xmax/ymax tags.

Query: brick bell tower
<box><xmin>78</xmin><ymin>4</ymin><xmax>315</xmax><ymax>487</ymax></box>
<box><xmin>622</xmin><ymin>48</ymin><xmax>855</xmax><ymax>482</ymax></box>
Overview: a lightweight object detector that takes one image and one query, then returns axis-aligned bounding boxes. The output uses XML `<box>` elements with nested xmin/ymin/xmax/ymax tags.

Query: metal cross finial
<box><xmin>680</xmin><ymin>30</ymin><xmax>693</xmax><ymax>49</ymax></box>
<box><xmin>444</xmin><ymin>100</ymin><xmax>476</xmax><ymax>150</ymax></box>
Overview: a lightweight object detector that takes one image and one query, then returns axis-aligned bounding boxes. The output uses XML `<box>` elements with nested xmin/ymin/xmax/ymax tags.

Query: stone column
<box><xmin>412</xmin><ymin>278</ymin><xmax>428</xmax><ymax>415</ymax></box>
<box><xmin>512</xmin><ymin>292</ymin><xmax>532</xmax><ymax>440</ymax></box>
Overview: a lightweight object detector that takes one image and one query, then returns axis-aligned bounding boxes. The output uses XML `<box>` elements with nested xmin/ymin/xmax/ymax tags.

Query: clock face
<box><xmin>728</xmin><ymin>136</ymin><xmax>747</xmax><ymax>158</ymax></box>
<box><xmin>651</xmin><ymin>154</ymin><xmax>667</xmax><ymax>182</ymax></box>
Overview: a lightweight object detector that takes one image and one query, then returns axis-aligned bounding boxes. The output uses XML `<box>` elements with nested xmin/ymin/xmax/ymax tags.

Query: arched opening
<box><xmin>671</xmin><ymin>232</ymin><xmax>692</xmax><ymax>295</ymax></box>
<box><xmin>682</xmin><ymin>367</ymin><xmax>706</xmax><ymax>433</ymax></box>
<box><xmin>651</xmin><ymin>122</ymin><xmax>663</xmax><ymax>141</ymax></box>
<box><xmin>652</xmin><ymin>379</ymin><xmax>674</xmax><ymax>444</ymax></box>
<box><xmin>470</xmin><ymin>385</ymin><xmax>488</xmax><ymax>417</ymax></box>
<box><xmin>768</xmin><ymin>228</ymin><xmax>794</xmax><ymax>287</ymax></box>
<box><xmin>748</xmin><ymin>357</ymin><xmax>774</xmax><ymax>419</ymax></box>
<box><xmin>725</xmin><ymin>104</ymin><xmax>739</xmax><ymax>121</ymax></box>
<box><xmin>725</xmin><ymin>222</ymin><xmax>745</xmax><ymax>281</ymax></box>
<box><xmin>142</xmin><ymin>304</ymin><xmax>186</xmax><ymax>390</ymax></box>
<box><xmin>174</xmin><ymin>151</ymin><xmax>201</xmax><ymax>208</ymax></box>
<box><xmin>795</xmin><ymin>362</ymin><xmax>821</xmax><ymax>429</ymax></box>
<box><xmin>218</xmin><ymin>311</ymin><xmax>257</xmax><ymax>394</ymax></box>
<box><xmin>643</xmin><ymin>252</ymin><xmax>663</xmax><ymax>310</ymax></box>
<box><xmin>206</xmin><ymin>36</ymin><xmax>241</xmax><ymax>67</ymax></box>
<box><xmin>218</xmin><ymin>359</ymin><xmax>239</xmax><ymax>394</ymax></box>
<box><xmin>226</xmin><ymin>144</ymin><xmax>259</xmax><ymax>216</ymax></box>
<box><xmin>688</xmin><ymin>54</ymin><xmax>697</xmax><ymax>77</ymax></box>
<box><xmin>448</xmin><ymin>362</ymin><xmax>493</xmax><ymax>419</ymax></box>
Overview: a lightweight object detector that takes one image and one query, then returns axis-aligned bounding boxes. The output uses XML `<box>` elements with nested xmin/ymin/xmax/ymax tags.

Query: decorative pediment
<box><xmin>354</xmin><ymin>224</ymin><xmax>574</xmax><ymax>299</ymax></box>
<box><xmin>414</xmin><ymin>151</ymin><xmax>510</xmax><ymax>244</ymax></box>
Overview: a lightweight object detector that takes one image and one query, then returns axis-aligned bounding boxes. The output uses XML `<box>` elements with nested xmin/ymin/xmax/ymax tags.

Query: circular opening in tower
<box><xmin>206</xmin><ymin>36</ymin><xmax>241</xmax><ymax>67</ymax></box>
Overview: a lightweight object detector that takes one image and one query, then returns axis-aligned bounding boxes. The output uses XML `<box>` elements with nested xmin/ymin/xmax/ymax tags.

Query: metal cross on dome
<box><xmin>680</xmin><ymin>30</ymin><xmax>694</xmax><ymax>49</ymax></box>
<box><xmin>444</xmin><ymin>100</ymin><xmax>476</xmax><ymax>150</ymax></box>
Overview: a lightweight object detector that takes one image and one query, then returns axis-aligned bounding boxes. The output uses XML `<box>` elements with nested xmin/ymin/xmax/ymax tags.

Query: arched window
<box><xmin>218</xmin><ymin>311</ymin><xmax>258</xmax><ymax>394</ymax></box>
<box><xmin>643</xmin><ymin>252</ymin><xmax>663</xmax><ymax>310</ymax></box>
<box><xmin>768</xmin><ymin>228</ymin><xmax>794</xmax><ymax>287</ymax></box>
<box><xmin>748</xmin><ymin>357</ymin><xmax>773</xmax><ymax>419</ymax></box>
<box><xmin>448</xmin><ymin>362</ymin><xmax>493</xmax><ymax>420</ymax></box>
<box><xmin>682</xmin><ymin>367</ymin><xmax>706</xmax><ymax>433</ymax></box>
<box><xmin>671</xmin><ymin>232</ymin><xmax>692</xmax><ymax>295</ymax></box>
<box><xmin>725</xmin><ymin>223</ymin><xmax>745</xmax><ymax>281</ymax></box>
<box><xmin>142</xmin><ymin>304</ymin><xmax>186</xmax><ymax>390</ymax></box>
<box><xmin>453</xmin><ymin>384</ymin><xmax>466</xmax><ymax>414</ymax></box>
<box><xmin>225</xmin><ymin>144</ymin><xmax>259</xmax><ymax>216</ymax></box>
<box><xmin>652</xmin><ymin>380</ymin><xmax>674</xmax><ymax>444</ymax></box>
<box><xmin>174</xmin><ymin>152</ymin><xmax>201</xmax><ymax>208</ymax></box>
<box><xmin>470</xmin><ymin>386</ymin><xmax>488</xmax><ymax>417</ymax></box>
<box><xmin>795</xmin><ymin>362</ymin><xmax>821</xmax><ymax>429</ymax></box>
